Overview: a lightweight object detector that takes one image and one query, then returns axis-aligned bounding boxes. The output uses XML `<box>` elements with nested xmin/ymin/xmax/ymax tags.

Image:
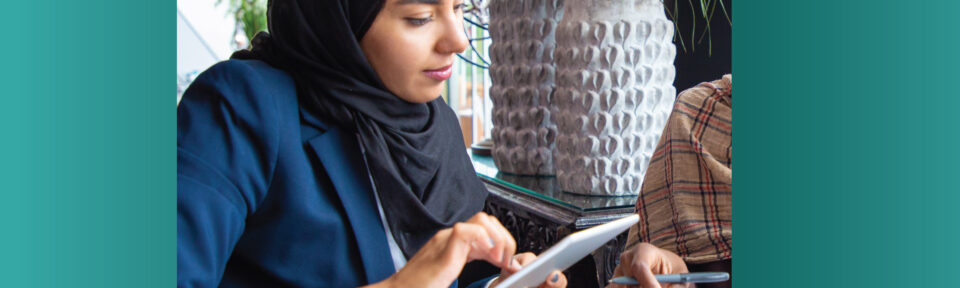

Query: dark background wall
<box><xmin>666</xmin><ymin>0</ymin><xmax>732</xmax><ymax>91</ymax></box>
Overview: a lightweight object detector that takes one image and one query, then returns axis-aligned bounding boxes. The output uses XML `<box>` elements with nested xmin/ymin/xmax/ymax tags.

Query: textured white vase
<box><xmin>488</xmin><ymin>0</ymin><xmax>565</xmax><ymax>175</ymax></box>
<box><xmin>553</xmin><ymin>0</ymin><xmax>677</xmax><ymax>196</ymax></box>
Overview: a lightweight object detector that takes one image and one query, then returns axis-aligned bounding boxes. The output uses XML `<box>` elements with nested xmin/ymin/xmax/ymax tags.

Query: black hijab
<box><xmin>232</xmin><ymin>0</ymin><xmax>488</xmax><ymax>259</ymax></box>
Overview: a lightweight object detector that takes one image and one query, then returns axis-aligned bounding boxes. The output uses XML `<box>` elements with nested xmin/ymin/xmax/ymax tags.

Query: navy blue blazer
<box><xmin>177</xmin><ymin>60</ymin><xmax>492</xmax><ymax>287</ymax></box>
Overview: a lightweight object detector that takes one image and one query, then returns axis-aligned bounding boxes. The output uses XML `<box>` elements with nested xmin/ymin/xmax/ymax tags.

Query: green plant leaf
<box><xmin>718</xmin><ymin>0</ymin><xmax>731</xmax><ymax>25</ymax></box>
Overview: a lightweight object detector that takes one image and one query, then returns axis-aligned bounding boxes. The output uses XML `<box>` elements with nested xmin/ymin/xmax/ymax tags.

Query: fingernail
<box><xmin>551</xmin><ymin>272</ymin><xmax>559</xmax><ymax>283</ymax></box>
<box><xmin>488</xmin><ymin>238</ymin><xmax>496</xmax><ymax>248</ymax></box>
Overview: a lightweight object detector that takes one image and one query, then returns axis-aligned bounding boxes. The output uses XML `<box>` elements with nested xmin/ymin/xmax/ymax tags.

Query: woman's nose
<box><xmin>436</xmin><ymin>15</ymin><xmax>469</xmax><ymax>54</ymax></box>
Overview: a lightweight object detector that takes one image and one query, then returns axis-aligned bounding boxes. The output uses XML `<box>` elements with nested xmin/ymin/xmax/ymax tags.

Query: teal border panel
<box><xmin>0</xmin><ymin>1</ymin><xmax>174</xmax><ymax>287</ymax></box>
<box><xmin>737</xmin><ymin>0</ymin><xmax>960</xmax><ymax>287</ymax></box>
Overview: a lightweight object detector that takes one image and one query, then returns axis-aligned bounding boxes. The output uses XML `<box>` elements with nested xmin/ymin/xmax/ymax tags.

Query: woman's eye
<box><xmin>406</xmin><ymin>16</ymin><xmax>432</xmax><ymax>26</ymax></box>
<box><xmin>454</xmin><ymin>3</ymin><xmax>466</xmax><ymax>11</ymax></box>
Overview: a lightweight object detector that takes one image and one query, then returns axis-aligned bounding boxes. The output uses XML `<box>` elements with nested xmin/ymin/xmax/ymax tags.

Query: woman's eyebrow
<box><xmin>397</xmin><ymin>0</ymin><xmax>440</xmax><ymax>5</ymax></box>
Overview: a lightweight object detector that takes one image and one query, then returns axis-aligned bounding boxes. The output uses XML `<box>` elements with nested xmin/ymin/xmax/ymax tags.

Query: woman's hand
<box><xmin>489</xmin><ymin>252</ymin><xmax>567</xmax><ymax>288</ymax></box>
<box><xmin>365</xmin><ymin>212</ymin><xmax>518</xmax><ymax>288</ymax></box>
<box><xmin>608</xmin><ymin>243</ymin><xmax>690</xmax><ymax>288</ymax></box>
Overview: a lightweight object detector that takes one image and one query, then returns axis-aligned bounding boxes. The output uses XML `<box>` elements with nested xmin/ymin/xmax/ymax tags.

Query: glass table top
<box><xmin>470</xmin><ymin>154</ymin><xmax>638</xmax><ymax>212</ymax></box>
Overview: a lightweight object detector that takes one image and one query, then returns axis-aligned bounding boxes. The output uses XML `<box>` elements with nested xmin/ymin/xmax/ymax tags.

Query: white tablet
<box><xmin>494</xmin><ymin>214</ymin><xmax>640</xmax><ymax>288</ymax></box>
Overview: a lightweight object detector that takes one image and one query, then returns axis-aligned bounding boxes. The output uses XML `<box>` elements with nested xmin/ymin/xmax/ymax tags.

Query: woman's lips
<box><xmin>423</xmin><ymin>64</ymin><xmax>453</xmax><ymax>81</ymax></box>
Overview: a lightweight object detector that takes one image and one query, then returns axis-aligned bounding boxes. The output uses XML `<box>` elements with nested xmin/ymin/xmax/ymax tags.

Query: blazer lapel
<box><xmin>307</xmin><ymin>126</ymin><xmax>394</xmax><ymax>284</ymax></box>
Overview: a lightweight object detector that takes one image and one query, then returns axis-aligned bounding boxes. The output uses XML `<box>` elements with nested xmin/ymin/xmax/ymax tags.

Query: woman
<box><xmin>177</xmin><ymin>0</ymin><xmax>567</xmax><ymax>287</ymax></box>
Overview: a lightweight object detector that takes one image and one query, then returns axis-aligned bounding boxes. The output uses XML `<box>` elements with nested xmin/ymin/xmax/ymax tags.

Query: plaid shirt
<box><xmin>625</xmin><ymin>75</ymin><xmax>732</xmax><ymax>264</ymax></box>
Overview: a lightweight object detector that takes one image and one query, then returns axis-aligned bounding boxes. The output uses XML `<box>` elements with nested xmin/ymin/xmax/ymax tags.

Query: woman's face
<box><xmin>360</xmin><ymin>0</ymin><xmax>468</xmax><ymax>103</ymax></box>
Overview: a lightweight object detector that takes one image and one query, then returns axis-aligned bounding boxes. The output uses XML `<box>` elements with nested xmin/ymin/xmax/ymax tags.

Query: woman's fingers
<box><xmin>514</xmin><ymin>252</ymin><xmax>537</xmax><ymax>265</ymax></box>
<box><xmin>385</xmin><ymin>214</ymin><xmax>527</xmax><ymax>288</ymax></box>
<box><xmin>445</xmin><ymin>222</ymin><xmax>498</xmax><ymax>266</ymax></box>
<box><xmin>506</xmin><ymin>253</ymin><xmax>566</xmax><ymax>288</ymax></box>
<box><xmin>538</xmin><ymin>270</ymin><xmax>567</xmax><ymax>288</ymax></box>
<box><xmin>487</xmin><ymin>213</ymin><xmax>518</xmax><ymax>270</ymax></box>
<box><xmin>467</xmin><ymin>213</ymin><xmax>505</xmax><ymax>264</ymax></box>
<box><xmin>466</xmin><ymin>212</ymin><xmax>518</xmax><ymax>270</ymax></box>
<box><xmin>507</xmin><ymin>252</ymin><xmax>537</xmax><ymax>274</ymax></box>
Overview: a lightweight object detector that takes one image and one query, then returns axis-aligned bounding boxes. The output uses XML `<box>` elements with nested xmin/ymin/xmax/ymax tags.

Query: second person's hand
<box><xmin>608</xmin><ymin>243</ymin><xmax>691</xmax><ymax>288</ymax></box>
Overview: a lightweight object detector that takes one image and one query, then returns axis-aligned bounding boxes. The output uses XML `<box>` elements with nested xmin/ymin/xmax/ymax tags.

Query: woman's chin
<box><xmin>397</xmin><ymin>90</ymin><xmax>442</xmax><ymax>104</ymax></box>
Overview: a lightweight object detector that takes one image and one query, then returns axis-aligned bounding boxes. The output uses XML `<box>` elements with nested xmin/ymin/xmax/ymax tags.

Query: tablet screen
<box><xmin>495</xmin><ymin>214</ymin><xmax>639</xmax><ymax>288</ymax></box>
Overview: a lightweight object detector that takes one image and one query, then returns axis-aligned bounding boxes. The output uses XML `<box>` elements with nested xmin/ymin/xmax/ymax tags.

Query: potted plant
<box><xmin>218</xmin><ymin>0</ymin><xmax>268</xmax><ymax>49</ymax></box>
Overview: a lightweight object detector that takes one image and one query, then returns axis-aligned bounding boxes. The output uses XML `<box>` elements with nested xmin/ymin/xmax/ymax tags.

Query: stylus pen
<box><xmin>608</xmin><ymin>272</ymin><xmax>729</xmax><ymax>285</ymax></box>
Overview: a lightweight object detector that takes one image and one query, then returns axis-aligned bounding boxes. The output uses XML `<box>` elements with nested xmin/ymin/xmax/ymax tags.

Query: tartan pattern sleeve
<box><xmin>625</xmin><ymin>74</ymin><xmax>732</xmax><ymax>264</ymax></box>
